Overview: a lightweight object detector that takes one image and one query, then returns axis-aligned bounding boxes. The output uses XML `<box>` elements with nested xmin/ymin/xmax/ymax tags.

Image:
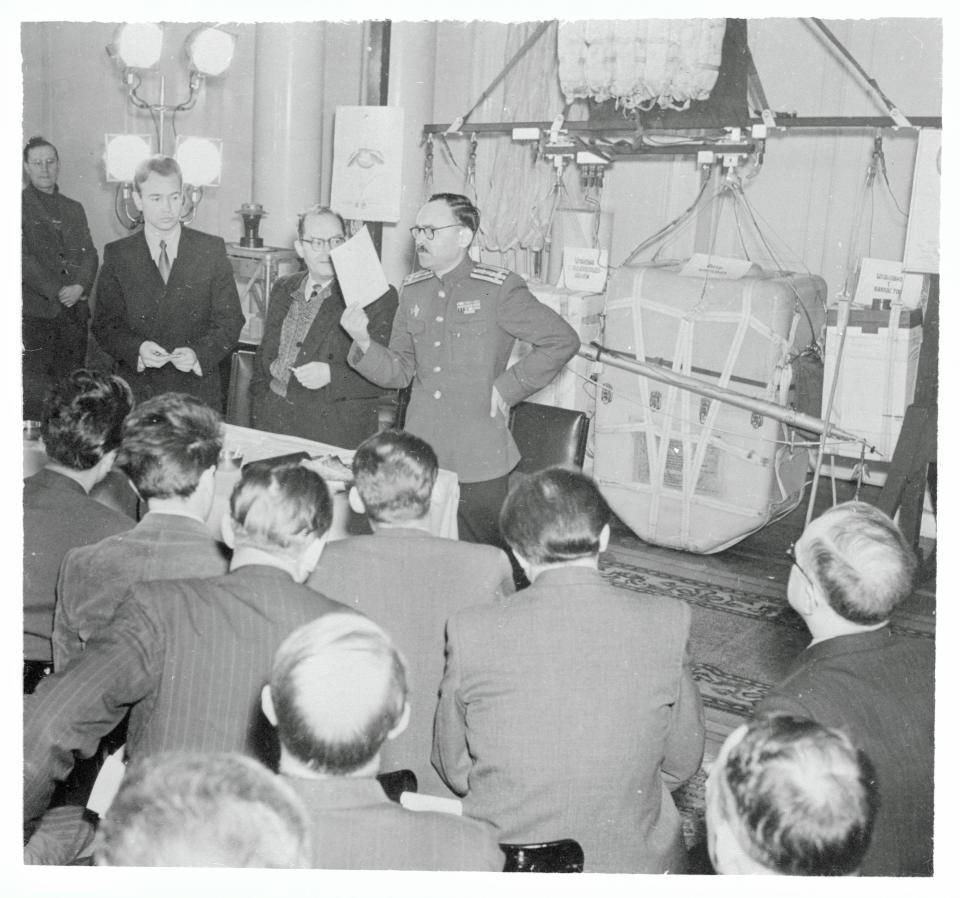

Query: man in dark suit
<box><xmin>92</xmin><ymin>155</ymin><xmax>243</xmax><ymax>411</ymax></box>
<box><xmin>21</xmin><ymin>137</ymin><xmax>99</xmax><ymax>416</ymax></box>
<box><xmin>308</xmin><ymin>430</ymin><xmax>513</xmax><ymax>795</ymax></box>
<box><xmin>53</xmin><ymin>392</ymin><xmax>230</xmax><ymax>670</ymax></box>
<box><xmin>262</xmin><ymin>613</ymin><xmax>504</xmax><ymax>871</ymax></box>
<box><xmin>432</xmin><ymin>468</ymin><xmax>705</xmax><ymax>873</ymax></box>
<box><xmin>23</xmin><ymin>369</ymin><xmax>135</xmax><ymax>692</ymax></box>
<box><xmin>705</xmin><ymin>714</ymin><xmax>880</xmax><ymax>875</ymax></box>
<box><xmin>24</xmin><ymin>461</ymin><xmax>351</xmax><ymax>830</ymax></box>
<box><xmin>754</xmin><ymin>501</ymin><xmax>935</xmax><ymax>876</ymax></box>
<box><xmin>250</xmin><ymin>205</ymin><xmax>398</xmax><ymax>448</ymax></box>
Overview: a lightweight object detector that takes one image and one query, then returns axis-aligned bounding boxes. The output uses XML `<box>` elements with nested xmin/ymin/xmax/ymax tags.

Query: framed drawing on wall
<box><xmin>331</xmin><ymin>105</ymin><xmax>404</xmax><ymax>223</ymax></box>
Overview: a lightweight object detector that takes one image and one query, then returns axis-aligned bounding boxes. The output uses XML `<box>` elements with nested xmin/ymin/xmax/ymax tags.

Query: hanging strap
<box><xmin>422</xmin><ymin>134</ymin><xmax>435</xmax><ymax>202</ymax></box>
<box><xmin>465</xmin><ymin>133</ymin><xmax>478</xmax><ymax>200</ymax></box>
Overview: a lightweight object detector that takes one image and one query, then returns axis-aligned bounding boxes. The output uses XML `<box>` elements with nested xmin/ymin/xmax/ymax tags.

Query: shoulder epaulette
<box><xmin>402</xmin><ymin>269</ymin><xmax>434</xmax><ymax>287</ymax></box>
<box><xmin>470</xmin><ymin>264</ymin><xmax>511</xmax><ymax>285</ymax></box>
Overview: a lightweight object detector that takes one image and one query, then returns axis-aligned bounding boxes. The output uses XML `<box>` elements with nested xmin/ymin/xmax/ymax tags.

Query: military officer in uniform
<box><xmin>341</xmin><ymin>192</ymin><xmax>579</xmax><ymax>549</ymax></box>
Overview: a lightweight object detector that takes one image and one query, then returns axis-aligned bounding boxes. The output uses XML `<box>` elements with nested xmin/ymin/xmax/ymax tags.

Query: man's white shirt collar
<box><xmin>304</xmin><ymin>275</ymin><xmax>333</xmax><ymax>300</ymax></box>
<box><xmin>144</xmin><ymin>223</ymin><xmax>182</xmax><ymax>263</ymax></box>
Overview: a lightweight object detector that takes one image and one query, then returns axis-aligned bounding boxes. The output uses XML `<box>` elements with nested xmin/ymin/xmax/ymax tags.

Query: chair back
<box><xmin>509</xmin><ymin>401</ymin><xmax>589</xmax><ymax>475</ymax></box>
<box><xmin>500</xmin><ymin>838</ymin><xmax>584</xmax><ymax>873</ymax></box>
<box><xmin>376</xmin><ymin>768</ymin><xmax>417</xmax><ymax>803</ymax></box>
<box><xmin>225</xmin><ymin>350</ymin><xmax>256</xmax><ymax>427</ymax></box>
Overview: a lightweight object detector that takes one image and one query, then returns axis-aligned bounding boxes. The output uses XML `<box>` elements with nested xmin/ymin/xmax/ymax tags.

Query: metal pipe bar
<box><xmin>580</xmin><ymin>343</ymin><xmax>869</xmax><ymax>448</ymax></box>
<box><xmin>542</xmin><ymin>142</ymin><xmax>758</xmax><ymax>158</ymax></box>
<box><xmin>422</xmin><ymin>115</ymin><xmax>941</xmax><ymax>136</ymax></box>
<box><xmin>808</xmin><ymin>18</ymin><xmax>911</xmax><ymax>127</ymax></box>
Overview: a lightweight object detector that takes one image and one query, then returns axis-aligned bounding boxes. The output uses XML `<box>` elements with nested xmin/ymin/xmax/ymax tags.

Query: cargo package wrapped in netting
<box><xmin>594</xmin><ymin>262</ymin><xmax>826</xmax><ymax>552</ymax></box>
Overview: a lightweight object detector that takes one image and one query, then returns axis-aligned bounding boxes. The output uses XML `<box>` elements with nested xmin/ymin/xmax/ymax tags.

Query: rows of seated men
<box><xmin>23</xmin><ymin>371</ymin><xmax>934</xmax><ymax>874</ymax></box>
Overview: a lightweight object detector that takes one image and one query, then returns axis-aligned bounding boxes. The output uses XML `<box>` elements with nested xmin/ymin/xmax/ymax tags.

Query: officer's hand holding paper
<box><xmin>333</xmin><ymin>226</ymin><xmax>390</xmax><ymax>352</ymax></box>
<box><xmin>330</xmin><ymin>225</ymin><xmax>391</xmax><ymax>308</ymax></box>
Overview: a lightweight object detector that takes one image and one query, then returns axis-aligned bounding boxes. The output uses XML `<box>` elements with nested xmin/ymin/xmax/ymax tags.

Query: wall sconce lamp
<box><xmin>104</xmin><ymin>133</ymin><xmax>224</xmax><ymax>230</ymax></box>
<box><xmin>105</xmin><ymin>23</ymin><xmax>233</xmax><ymax>229</ymax></box>
<box><xmin>107</xmin><ymin>24</ymin><xmax>235</xmax><ymax>120</ymax></box>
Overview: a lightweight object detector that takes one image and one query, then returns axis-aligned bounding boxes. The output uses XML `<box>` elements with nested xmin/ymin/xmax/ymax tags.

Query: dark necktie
<box><xmin>158</xmin><ymin>240</ymin><xmax>171</xmax><ymax>284</ymax></box>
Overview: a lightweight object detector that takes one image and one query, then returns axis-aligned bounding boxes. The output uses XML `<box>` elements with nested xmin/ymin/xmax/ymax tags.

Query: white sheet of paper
<box><xmin>330</xmin><ymin>226</ymin><xmax>390</xmax><ymax>308</ymax></box>
<box><xmin>86</xmin><ymin>747</ymin><xmax>126</xmax><ymax>815</ymax></box>
<box><xmin>399</xmin><ymin>791</ymin><xmax>463</xmax><ymax>815</ymax></box>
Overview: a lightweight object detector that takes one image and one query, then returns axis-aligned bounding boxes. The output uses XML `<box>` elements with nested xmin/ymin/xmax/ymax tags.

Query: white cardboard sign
<box><xmin>679</xmin><ymin>253</ymin><xmax>759</xmax><ymax>280</ymax></box>
<box><xmin>561</xmin><ymin>247</ymin><xmax>608</xmax><ymax>292</ymax></box>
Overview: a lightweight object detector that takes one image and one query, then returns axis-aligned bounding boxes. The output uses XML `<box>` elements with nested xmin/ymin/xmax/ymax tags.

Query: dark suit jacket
<box><xmin>23</xmin><ymin>469</ymin><xmax>134</xmax><ymax>662</ymax></box>
<box><xmin>53</xmin><ymin>512</ymin><xmax>230</xmax><ymax>670</ymax></box>
<box><xmin>251</xmin><ymin>272</ymin><xmax>398</xmax><ymax>448</ymax></box>
<box><xmin>91</xmin><ymin>227</ymin><xmax>244</xmax><ymax>410</ymax></box>
<box><xmin>288</xmin><ymin>775</ymin><xmax>504</xmax><ymax>871</ymax></box>
<box><xmin>432</xmin><ymin>566</ymin><xmax>705</xmax><ymax>873</ymax></box>
<box><xmin>22</xmin><ymin>185</ymin><xmax>98</xmax><ymax>320</ymax></box>
<box><xmin>755</xmin><ymin>627</ymin><xmax>935</xmax><ymax>876</ymax></box>
<box><xmin>23</xmin><ymin>565</ymin><xmax>352</xmax><ymax>823</ymax></box>
<box><xmin>308</xmin><ymin>527</ymin><xmax>514</xmax><ymax>796</ymax></box>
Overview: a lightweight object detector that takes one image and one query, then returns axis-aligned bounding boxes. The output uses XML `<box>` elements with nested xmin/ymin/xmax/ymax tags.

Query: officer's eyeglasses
<box><xmin>785</xmin><ymin>542</ymin><xmax>813</xmax><ymax>587</ymax></box>
<box><xmin>409</xmin><ymin>224</ymin><xmax>460</xmax><ymax>241</ymax></box>
<box><xmin>299</xmin><ymin>235</ymin><xmax>345</xmax><ymax>251</ymax></box>
<box><xmin>28</xmin><ymin>159</ymin><xmax>58</xmax><ymax>169</ymax></box>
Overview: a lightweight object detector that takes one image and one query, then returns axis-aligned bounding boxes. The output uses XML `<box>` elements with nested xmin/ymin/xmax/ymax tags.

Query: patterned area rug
<box><xmin>597</xmin><ymin>549</ymin><xmax>935</xmax><ymax>852</ymax></box>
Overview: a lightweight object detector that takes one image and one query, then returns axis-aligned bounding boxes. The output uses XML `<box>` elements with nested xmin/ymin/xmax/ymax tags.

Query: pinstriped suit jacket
<box><xmin>54</xmin><ymin>513</ymin><xmax>230</xmax><ymax>670</ymax></box>
<box><xmin>24</xmin><ymin>564</ymin><xmax>351</xmax><ymax>824</ymax></box>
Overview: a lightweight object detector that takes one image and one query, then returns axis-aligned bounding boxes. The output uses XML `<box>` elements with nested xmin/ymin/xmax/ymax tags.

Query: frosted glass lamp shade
<box><xmin>114</xmin><ymin>23</ymin><xmax>163</xmax><ymax>69</ymax></box>
<box><xmin>175</xmin><ymin>136</ymin><xmax>223</xmax><ymax>186</ymax></box>
<box><xmin>104</xmin><ymin>134</ymin><xmax>153</xmax><ymax>183</ymax></box>
<box><xmin>186</xmin><ymin>27</ymin><xmax>236</xmax><ymax>77</ymax></box>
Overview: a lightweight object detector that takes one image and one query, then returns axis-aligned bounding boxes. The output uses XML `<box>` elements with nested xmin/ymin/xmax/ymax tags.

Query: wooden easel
<box><xmin>877</xmin><ymin>274</ymin><xmax>938</xmax><ymax>574</ymax></box>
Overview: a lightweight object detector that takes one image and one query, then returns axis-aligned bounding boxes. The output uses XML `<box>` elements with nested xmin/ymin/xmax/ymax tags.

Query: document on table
<box><xmin>330</xmin><ymin>226</ymin><xmax>391</xmax><ymax>308</ymax></box>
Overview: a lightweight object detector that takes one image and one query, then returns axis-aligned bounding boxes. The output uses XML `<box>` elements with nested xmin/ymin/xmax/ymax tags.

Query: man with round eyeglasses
<box><xmin>341</xmin><ymin>192</ymin><xmax>578</xmax><ymax>550</ymax></box>
<box><xmin>754</xmin><ymin>501</ymin><xmax>934</xmax><ymax>876</ymax></box>
<box><xmin>22</xmin><ymin>136</ymin><xmax>98</xmax><ymax>417</ymax></box>
<box><xmin>251</xmin><ymin>205</ymin><xmax>398</xmax><ymax>448</ymax></box>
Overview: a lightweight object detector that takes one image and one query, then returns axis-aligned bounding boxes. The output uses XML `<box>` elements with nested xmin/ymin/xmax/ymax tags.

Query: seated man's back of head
<box><xmin>706</xmin><ymin>714</ymin><xmax>879</xmax><ymax>875</ymax></box>
<box><xmin>263</xmin><ymin>613</ymin><xmax>504</xmax><ymax>871</ymax></box>
<box><xmin>95</xmin><ymin>751</ymin><xmax>310</xmax><ymax>867</ymax></box>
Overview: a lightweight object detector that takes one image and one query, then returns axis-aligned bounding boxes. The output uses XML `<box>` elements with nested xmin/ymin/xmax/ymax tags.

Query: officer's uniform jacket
<box><xmin>349</xmin><ymin>256</ymin><xmax>579</xmax><ymax>482</ymax></box>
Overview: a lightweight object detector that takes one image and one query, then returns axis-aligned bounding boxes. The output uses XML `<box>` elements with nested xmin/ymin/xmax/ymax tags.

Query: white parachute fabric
<box><xmin>475</xmin><ymin>21</ymin><xmax>580</xmax><ymax>257</ymax></box>
<box><xmin>557</xmin><ymin>19</ymin><xmax>726</xmax><ymax>111</ymax></box>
